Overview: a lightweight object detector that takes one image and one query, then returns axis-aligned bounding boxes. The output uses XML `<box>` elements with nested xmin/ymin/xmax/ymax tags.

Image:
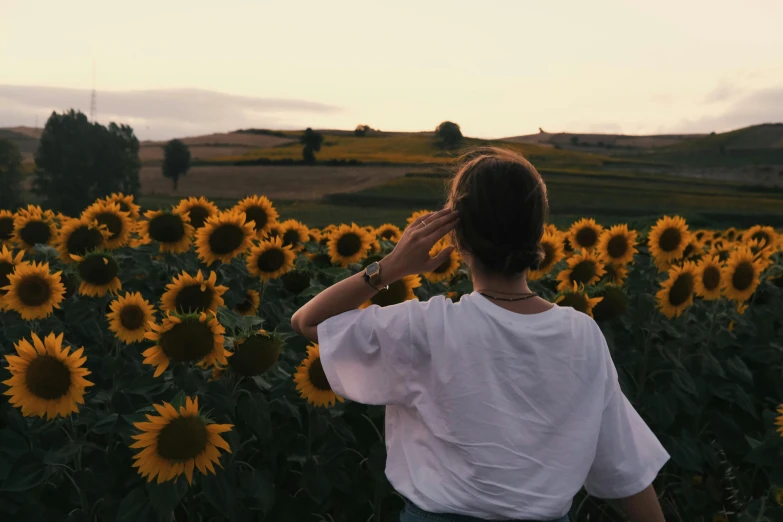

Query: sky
<box><xmin>1</xmin><ymin>0</ymin><xmax>782</xmax><ymax>140</ymax></box>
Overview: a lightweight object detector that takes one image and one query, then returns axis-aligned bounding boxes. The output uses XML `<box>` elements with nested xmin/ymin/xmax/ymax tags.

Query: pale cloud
<box><xmin>0</xmin><ymin>85</ymin><xmax>340</xmax><ymax>140</ymax></box>
<box><xmin>666</xmin><ymin>86</ymin><xmax>783</xmax><ymax>133</ymax></box>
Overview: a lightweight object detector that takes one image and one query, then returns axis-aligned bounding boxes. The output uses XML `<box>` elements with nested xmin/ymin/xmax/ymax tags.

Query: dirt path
<box><xmin>140</xmin><ymin>165</ymin><xmax>410</xmax><ymax>200</ymax></box>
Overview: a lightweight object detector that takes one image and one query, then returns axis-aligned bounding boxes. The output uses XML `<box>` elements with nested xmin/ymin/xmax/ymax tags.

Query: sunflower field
<box><xmin>1</xmin><ymin>194</ymin><xmax>783</xmax><ymax>522</ymax></box>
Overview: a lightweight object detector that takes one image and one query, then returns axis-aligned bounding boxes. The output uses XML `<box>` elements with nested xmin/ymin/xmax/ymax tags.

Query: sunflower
<box><xmin>130</xmin><ymin>396</ymin><xmax>232</xmax><ymax>484</ymax></box>
<box><xmin>556</xmin><ymin>249</ymin><xmax>606</xmax><ymax>292</ymax></box>
<box><xmin>709</xmin><ymin>240</ymin><xmax>733</xmax><ymax>263</ymax></box>
<box><xmin>745</xmin><ymin>225</ymin><xmax>778</xmax><ymax>251</ymax></box>
<box><xmin>748</xmin><ymin>239</ymin><xmax>774</xmax><ymax>264</ymax></box>
<box><xmin>264</xmin><ymin>223</ymin><xmax>283</xmax><ymax>240</ymax></box>
<box><xmin>591</xmin><ymin>286</ymin><xmax>627</xmax><ymax>322</ymax></box>
<box><xmin>280</xmin><ymin>219</ymin><xmax>310</xmax><ymax>251</ymax></box>
<box><xmin>406</xmin><ymin>209</ymin><xmax>432</xmax><ymax>228</ymax></box>
<box><xmin>194</xmin><ymin>211</ymin><xmax>255</xmax><ymax>266</ymax></box>
<box><xmin>0</xmin><ymin>209</ymin><xmax>15</xmax><ymax>246</ymax></box>
<box><xmin>2</xmin><ymin>262</ymin><xmax>65</xmax><ymax>319</ymax></box>
<box><xmin>603</xmin><ymin>264</ymin><xmax>628</xmax><ymax>286</ymax></box>
<box><xmin>294</xmin><ymin>343</ymin><xmax>344</xmax><ymax>408</ymax></box>
<box><xmin>234</xmin><ymin>195</ymin><xmax>279</xmax><ymax>238</ymax></box>
<box><xmin>175</xmin><ymin>196</ymin><xmax>219</xmax><ymax>229</ymax></box>
<box><xmin>143</xmin><ymin>312</ymin><xmax>228</xmax><ymax>377</ymax></box>
<box><xmin>528</xmin><ymin>231</ymin><xmax>565</xmax><ymax>280</ymax></box>
<box><xmin>360</xmin><ymin>274</ymin><xmax>421</xmax><ymax>308</ymax></box>
<box><xmin>777</xmin><ymin>404</ymin><xmax>783</xmax><ymax>438</ymax></box>
<box><xmin>234</xmin><ymin>289</ymin><xmax>260</xmax><ymax>316</ymax></box>
<box><xmin>648</xmin><ymin>215</ymin><xmax>691</xmax><ymax>268</ymax></box>
<box><xmin>568</xmin><ymin>218</ymin><xmax>604</xmax><ymax>251</ymax></box>
<box><xmin>423</xmin><ymin>243</ymin><xmax>460</xmax><ymax>283</ymax></box>
<box><xmin>307</xmin><ymin>228</ymin><xmax>322</xmax><ymax>243</ymax></box>
<box><xmin>282</xmin><ymin>270</ymin><xmax>312</xmax><ymax>295</ymax></box>
<box><xmin>12</xmin><ymin>207</ymin><xmax>57</xmax><ymax>251</ymax></box>
<box><xmin>82</xmin><ymin>201</ymin><xmax>134</xmax><ymax>249</ymax></box>
<box><xmin>140</xmin><ymin>210</ymin><xmax>194</xmax><ymax>254</ymax></box>
<box><xmin>694</xmin><ymin>255</ymin><xmax>723</xmax><ymax>300</ymax></box>
<box><xmin>722</xmin><ymin>246</ymin><xmax>766</xmax><ymax>302</ymax></box>
<box><xmin>3</xmin><ymin>332</ymin><xmax>93</xmax><ymax>419</ymax></box>
<box><xmin>544</xmin><ymin>224</ymin><xmax>559</xmax><ymax>236</ymax></box>
<box><xmin>723</xmin><ymin>227</ymin><xmax>738</xmax><ymax>242</ymax></box>
<box><xmin>0</xmin><ymin>245</ymin><xmax>25</xmax><ymax>307</ymax></box>
<box><xmin>656</xmin><ymin>261</ymin><xmax>697</xmax><ymax>319</ymax></box>
<box><xmin>555</xmin><ymin>282</ymin><xmax>603</xmax><ymax>318</ymax></box>
<box><xmin>681</xmin><ymin>238</ymin><xmax>703</xmax><ymax>261</ymax></box>
<box><xmin>105</xmin><ymin>192</ymin><xmax>142</xmax><ymax>220</ymax></box>
<box><xmin>246</xmin><ymin>236</ymin><xmax>296</xmax><ymax>281</ymax></box>
<box><xmin>161</xmin><ymin>270</ymin><xmax>227</xmax><ymax>314</ymax></box>
<box><xmin>327</xmin><ymin>224</ymin><xmax>373</xmax><ymax>267</ymax></box>
<box><xmin>75</xmin><ymin>251</ymin><xmax>122</xmax><ymax>297</ymax></box>
<box><xmin>375</xmin><ymin>224</ymin><xmax>402</xmax><ymax>243</ymax></box>
<box><xmin>774</xmin><ymin>487</ymin><xmax>783</xmax><ymax>507</ymax></box>
<box><xmin>107</xmin><ymin>292</ymin><xmax>156</xmax><ymax>344</ymax></box>
<box><xmin>228</xmin><ymin>330</ymin><xmax>281</xmax><ymax>377</ymax></box>
<box><xmin>597</xmin><ymin>224</ymin><xmax>638</xmax><ymax>266</ymax></box>
<box><xmin>56</xmin><ymin>217</ymin><xmax>109</xmax><ymax>262</ymax></box>
<box><xmin>693</xmin><ymin>229</ymin><xmax>708</xmax><ymax>243</ymax></box>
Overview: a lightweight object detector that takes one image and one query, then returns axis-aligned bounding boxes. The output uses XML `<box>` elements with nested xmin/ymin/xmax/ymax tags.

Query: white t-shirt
<box><xmin>317</xmin><ymin>292</ymin><xmax>669</xmax><ymax>520</ymax></box>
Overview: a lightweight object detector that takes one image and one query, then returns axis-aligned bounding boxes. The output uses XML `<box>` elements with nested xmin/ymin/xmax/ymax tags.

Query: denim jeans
<box><xmin>400</xmin><ymin>502</ymin><xmax>570</xmax><ymax>522</ymax></box>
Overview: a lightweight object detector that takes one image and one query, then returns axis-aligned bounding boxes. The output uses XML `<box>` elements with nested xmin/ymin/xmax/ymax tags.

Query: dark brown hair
<box><xmin>447</xmin><ymin>147</ymin><xmax>548</xmax><ymax>276</ymax></box>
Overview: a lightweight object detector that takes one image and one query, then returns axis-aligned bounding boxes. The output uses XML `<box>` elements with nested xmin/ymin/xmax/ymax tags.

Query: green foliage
<box><xmin>300</xmin><ymin>128</ymin><xmax>324</xmax><ymax>164</ymax></box>
<box><xmin>354</xmin><ymin>125</ymin><xmax>372</xmax><ymax>137</ymax></box>
<box><xmin>32</xmin><ymin>110</ymin><xmax>141</xmax><ymax>216</ymax></box>
<box><xmin>162</xmin><ymin>139</ymin><xmax>192</xmax><ymax>190</ymax></box>
<box><xmin>0</xmin><ymin>140</ymin><xmax>24</xmax><ymax>210</ymax></box>
<box><xmin>434</xmin><ymin>121</ymin><xmax>463</xmax><ymax>149</ymax></box>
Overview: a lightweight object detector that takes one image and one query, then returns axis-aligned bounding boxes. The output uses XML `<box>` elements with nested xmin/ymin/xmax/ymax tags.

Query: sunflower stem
<box><xmin>361</xmin><ymin>414</ymin><xmax>384</xmax><ymax>444</ymax></box>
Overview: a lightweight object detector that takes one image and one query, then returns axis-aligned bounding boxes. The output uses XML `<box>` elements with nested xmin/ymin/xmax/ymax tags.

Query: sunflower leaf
<box><xmin>147</xmin><ymin>478</ymin><xmax>187</xmax><ymax>521</ymax></box>
<box><xmin>0</xmin><ymin>451</ymin><xmax>52</xmax><ymax>492</ymax></box>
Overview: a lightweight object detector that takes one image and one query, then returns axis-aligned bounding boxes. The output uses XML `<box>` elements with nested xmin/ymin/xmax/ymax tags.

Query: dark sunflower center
<box><xmin>187</xmin><ymin>206</ymin><xmax>211</xmax><ymax>229</ymax></box>
<box><xmin>607</xmin><ymin>235</ymin><xmax>628</xmax><ymax>259</ymax></box>
<box><xmin>20</xmin><ymin>220</ymin><xmax>52</xmax><ymax>246</ymax></box>
<box><xmin>148</xmin><ymin>214</ymin><xmax>186</xmax><ymax>243</ymax></box>
<box><xmin>256</xmin><ymin>248</ymin><xmax>285</xmax><ymax>273</ymax></box>
<box><xmin>668</xmin><ymin>273</ymin><xmax>694</xmax><ymax>306</ymax></box>
<box><xmin>371</xmin><ymin>279</ymin><xmax>408</xmax><ymax>307</ymax></box>
<box><xmin>95</xmin><ymin>212</ymin><xmax>123</xmax><ymax>240</ymax></box>
<box><xmin>66</xmin><ymin>226</ymin><xmax>104</xmax><ymax>256</ymax></box>
<box><xmin>559</xmin><ymin>293</ymin><xmax>589</xmax><ymax>313</ymax></box>
<box><xmin>17</xmin><ymin>274</ymin><xmax>52</xmax><ymax>306</ymax></box>
<box><xmin>0</xmin><ymin>261</ymin><xmax>14</xmax><ymax>289</ymax></box>
<box><xmin>592</xmin><ymin>287</ymin><xmax>627</xmax><ymax>322</ymax></box>
<box><xmin>702</xmin><ymin>266</ymin><xmax>721</xmax><ymax>291</ymax></box>
<box><xmin>120</xmin><ymin>304</ymin><xmax>146</xmax><ymax>330</ymax></box>
<box><xmin>658</xmin><ymin>228</ymin><xmax>682</xmax><ymax>252</ymax></box>
<box><xmin>379</xmin><ymin>229</ymin><xmax>396</xmax><ymax>240</ymax></box>
<box><xmin>282</xmin><ymin>229</ymin><xmax>301</xmax><ymax>248</ymax></box>
<box><xmin>307</xmin><ymin>358</ymin><xmax>331</xmax><ymax>391</ymax></box>
<box><xmin>569</xmin><ymin>260</ymin><xmax>597</xmax><ymax>284</ymax></box>
<box><xmin>160</xmin><ymin>321</ymin><xmax>215</xmax><ymax>362</ymax></box>
<box><xmin>575</xmin><ymin>227</ymin><xmax>598</xmax><ymax>249</ymax></box>
<box><xmin>78</xmin><ymin>255</ymin><xmax>119</xmax><ymax>285</ymax></box>
<box><xmin>731</xmin><ymin>262</ymin><xmax>755</xmax><ymax>291</ymax></box>
<box><xmin>244</xmin><ymin>206</ymin><xmax>269</xmax><ymax>232</ymax></box>
<box><xmin>25</xmin><ymin>355</ymin><xmax>71</xmax><ymax>400</ymax></box>
<box><xmin>228</xmin><ymin>335</ymin><xmax>280</xmax><ymax>377</ymax></box>
<box><xmin>174</xmin><ymin>284</ymin><xmax>215</xmax><ymax>313</ymax></box>
<box><xmin>156</xmin><ymin>416</ymin><xmax>208</xmax><ymax>461</ymax></box>
<box><xmin>207</xmin><ymin>224</ymin><xmax>245</xmax><ymax>255</ymax></box>
<box><xmin>0</xmin><ymin>217</ymin><xmax>14</xmax><ymax>240</ymax></box>
<box><xmin>750</xmin><ymin>232</ymin><xmax>769</xmax><ymax>247</ymax></box>
<box><xmin>282</xmin><ymin>270</ymin><xmax>311</xmax><ymax>294</ymax></box>
<box><xmin>336</xmin><ymin>233</ymin><xmax>362</xmax><ymax>257</ymax></box>
<box><xmin>539</xmin><ymin>241</ymin><xmax>555</xmax><ymax>270</ymax></box>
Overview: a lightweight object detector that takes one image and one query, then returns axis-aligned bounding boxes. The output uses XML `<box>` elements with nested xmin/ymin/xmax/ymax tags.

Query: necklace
<box><xmin>478</xmin><ymin>291</ymin><xmax>537</xmax><ymax>302</ymax></box>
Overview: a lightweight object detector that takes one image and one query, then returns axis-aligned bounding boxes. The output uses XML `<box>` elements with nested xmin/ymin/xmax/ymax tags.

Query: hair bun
<box><xmin>502</xmin><ymin>245</ymin><xmax>545</xmax><ymax>274</ymax></box>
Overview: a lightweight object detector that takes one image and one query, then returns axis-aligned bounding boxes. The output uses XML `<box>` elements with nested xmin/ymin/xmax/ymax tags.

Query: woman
<box><xmin>292</xmin><ymin>148</ymin><xmax>669</xmax><ymax>522</ymax></box>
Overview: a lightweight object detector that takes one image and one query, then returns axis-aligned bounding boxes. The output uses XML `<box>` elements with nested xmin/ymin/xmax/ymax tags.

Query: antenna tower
<box><xmin>90</xmin><ymin>61</ymin><xmax>97</xmax><ymax>120</ymax></box>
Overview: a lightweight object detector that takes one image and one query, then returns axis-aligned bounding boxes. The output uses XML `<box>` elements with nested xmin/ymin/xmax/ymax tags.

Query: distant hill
<box><xmin>502</xmin><ymin>129</ymin><xmax>706</xmax><ymax>153</ymax></box>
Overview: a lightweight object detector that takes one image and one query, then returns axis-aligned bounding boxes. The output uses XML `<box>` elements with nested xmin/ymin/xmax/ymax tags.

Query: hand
<box><xmin>381</xmin><ymin>208</ymin><xmax>459</xmax><ymax>282</ymax></box>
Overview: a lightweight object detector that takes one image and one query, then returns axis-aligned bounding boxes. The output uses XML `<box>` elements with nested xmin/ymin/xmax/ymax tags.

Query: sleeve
<box><xmin>317</xmin><ymin>299</ymin><xmax>427</xmax><ymax>406</ymax></box>
<box><xmin>583</xmin><ymin>333</ymin><xmax>671</xmax><ymax>499</ymax></box>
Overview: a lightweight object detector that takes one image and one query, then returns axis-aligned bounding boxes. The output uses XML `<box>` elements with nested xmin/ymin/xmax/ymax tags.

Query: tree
<box><xmin>0</xmin><ymin>140</ymin><xmax>24</xmax><ymax>210</ymax></box>
<box><xmin>435</xmin><ymin>121</ymin><xmax>463</xmax><ymax>149</ymax></box>
<box><xmin>354</xmin><ymin>124</ymin><xmax>372</xmax><ymax>137</ymax></box>
<box><xmin>162</xmin><ymin>139</ymin><xmax>191</xmax><ymax>190</ymax></box>
<box><xmin>33</xmin><ymin>110</ymin><xmax>141</xmax><ymax>215</ymax></box>
<box><xmin>300</xmin><ymin>128</ymin><xmax>324</xmax><ymax>163</ymax></box>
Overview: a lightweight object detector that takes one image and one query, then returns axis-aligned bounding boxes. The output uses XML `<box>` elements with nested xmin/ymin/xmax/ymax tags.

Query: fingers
<box><xmin>421</xmin><ymin>210</ymin><xmax>459</xmax><ymax>242</ymax></box>
<box><xmin>408</xmin><ymin>212</ymin><xmax>436</xmax><ymax>228</ymax></box>
<box><xmin>425</xmin><ymin>246</ymin><xmax>455</xmax><ymax>271</ymax></box>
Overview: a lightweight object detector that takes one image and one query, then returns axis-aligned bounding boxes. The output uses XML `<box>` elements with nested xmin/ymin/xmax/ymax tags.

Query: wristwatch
<box><xmin>363</xmin><ymin>261</ymin><xmax>387</xmax><ymax>291</ymax></box>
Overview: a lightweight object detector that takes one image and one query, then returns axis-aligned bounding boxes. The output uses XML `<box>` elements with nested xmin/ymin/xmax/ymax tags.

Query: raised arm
<box><xmin>615</xmin><ymin>484</ymin><xmax>666</xmax><ymax>522</ymax></box>
<box><xmin>291</xmin><ymin>208</ymin><xmax>457</xmax><ymax>341</ymax></box>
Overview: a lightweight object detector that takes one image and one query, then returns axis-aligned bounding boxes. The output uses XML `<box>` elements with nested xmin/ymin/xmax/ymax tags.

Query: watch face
<box><xmin>366</xmin><ymin>262</ymin><xmax>380</xmax><ymax>276</ymax></box>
